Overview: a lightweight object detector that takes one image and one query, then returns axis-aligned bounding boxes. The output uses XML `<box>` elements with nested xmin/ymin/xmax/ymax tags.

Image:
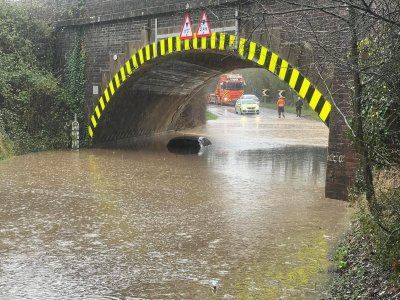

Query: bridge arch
<box><xmin>88</xmin><ymin>32</ymin><xmax>332</xmax><ymax>139</ymax></box>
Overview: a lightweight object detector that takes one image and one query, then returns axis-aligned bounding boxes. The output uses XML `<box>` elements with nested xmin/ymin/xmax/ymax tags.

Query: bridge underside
<box><xmin>92</xmin><ymin>51</ymin><xmax>254</xmax><ymax>145</ymax></box>
<box><xmin>89</xmin><ymin>47</ymin><xmax>356</xmax><ymax>200</ymax></box>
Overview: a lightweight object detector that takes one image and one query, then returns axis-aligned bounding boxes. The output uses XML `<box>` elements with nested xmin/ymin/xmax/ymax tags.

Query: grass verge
<box><xmin>0</xmin><ymin>131</ymin><xmax>14</xmax><ymax>160</ymax></box>
<box><xmin>206</xmin><ymin>111</ymin><xmax>218</xmax><ymax>120</ymax></box>
<box><xmin>327</xmin><ymin>199</ymin><xmax>400</xmax><ymax>299</ymax></box>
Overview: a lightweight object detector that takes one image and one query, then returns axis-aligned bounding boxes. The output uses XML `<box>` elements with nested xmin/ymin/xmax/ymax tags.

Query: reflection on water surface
<box><xmin>0</xmin><ymin>109</ymin><xmax>350</xmax><ymax>299</ymax></box>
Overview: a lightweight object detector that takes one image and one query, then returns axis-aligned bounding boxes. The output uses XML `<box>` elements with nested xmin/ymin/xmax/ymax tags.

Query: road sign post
<box><xmin>262</xmin><ymin>89</ymin><xmax>270</xmax><ymax>102</ymax></box>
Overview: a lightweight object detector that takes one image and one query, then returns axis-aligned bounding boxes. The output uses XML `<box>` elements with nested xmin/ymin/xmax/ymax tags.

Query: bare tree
<box><xmin>237</xmin><ymin>0</ymin><xmax>400</xmax><ymax>234</ymax></box>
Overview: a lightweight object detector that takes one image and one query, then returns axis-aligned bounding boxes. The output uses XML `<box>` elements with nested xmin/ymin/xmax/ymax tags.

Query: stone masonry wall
<box><xmin>54</xmin><ymin>0</ymin><xmax>350</xmax><ymax>102</ymax></box>
<box><xmin>54</xmin><ymin>0</ymin><xmax>357</xmax><ymax>199</ymax></box>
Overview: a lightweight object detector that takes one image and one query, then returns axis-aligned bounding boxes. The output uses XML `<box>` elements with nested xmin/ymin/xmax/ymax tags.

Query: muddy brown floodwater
<box><xmin>0</xmin><ymin>106</ymin><xmax>351</xmax><ymax>299</ymax></box>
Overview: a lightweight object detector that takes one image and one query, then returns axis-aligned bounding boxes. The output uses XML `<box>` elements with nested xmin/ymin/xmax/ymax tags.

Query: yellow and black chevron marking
<box><xmin>88</xmin><ymin>32</ymin><xmax>332</xmax><ymax>138</ymax></box>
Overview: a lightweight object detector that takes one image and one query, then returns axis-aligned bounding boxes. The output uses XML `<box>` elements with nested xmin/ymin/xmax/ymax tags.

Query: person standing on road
<box><xmin>276</xmin><ymin>96</ymin><xmax>286</xmax><ymax>118</ymax></box>
<box><xmin>295</xmin><ymin>97</ymin><xmax>303</xmax><ymax>117</ymax></box>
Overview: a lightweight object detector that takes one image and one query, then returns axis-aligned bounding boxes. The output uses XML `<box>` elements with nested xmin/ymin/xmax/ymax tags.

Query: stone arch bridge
<box><xmin>55</xmin><ymin>0</ymin><xmax>358</xmax><ymax>200</ymax></box>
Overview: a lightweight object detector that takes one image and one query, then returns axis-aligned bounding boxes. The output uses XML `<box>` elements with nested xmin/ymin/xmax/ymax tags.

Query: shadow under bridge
<box><xmin>89</xmin><ymin>33</ymin><xmax>333</xmax><ymax>146</ymax></box>
<box><xmin>91</xmin><ymin>51</ymin><xmax>254</xmax><ymax>145</ymax></box>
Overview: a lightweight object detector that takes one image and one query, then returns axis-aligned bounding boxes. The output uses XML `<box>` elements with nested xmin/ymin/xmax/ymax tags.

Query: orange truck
<box><xmin>208</xmin><ymin>73</ymin><xmax>245</xmax><ymax>105</ymax></box>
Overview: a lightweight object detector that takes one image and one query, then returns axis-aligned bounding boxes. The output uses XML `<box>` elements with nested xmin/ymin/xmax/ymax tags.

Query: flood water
<box><xmin>0</xmin><ymin>106</ymin><xmax>350</xmax><ymax>299</ymax></box>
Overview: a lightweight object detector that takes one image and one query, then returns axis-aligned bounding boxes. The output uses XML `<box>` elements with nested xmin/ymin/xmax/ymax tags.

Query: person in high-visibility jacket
<box><xmin>276</xmin><ymin>96</ymin><xmax>286</xmax><ymax>118</ymax></box>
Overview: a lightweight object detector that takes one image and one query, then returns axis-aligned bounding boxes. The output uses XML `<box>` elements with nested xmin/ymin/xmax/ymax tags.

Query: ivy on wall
<box><xmin>63</xmin><ymin>29</ymin><xmax>87</xmax><ymax>141</ymax></box>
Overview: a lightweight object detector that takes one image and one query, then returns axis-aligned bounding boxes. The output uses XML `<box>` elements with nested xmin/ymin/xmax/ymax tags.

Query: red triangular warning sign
<box><xmin>180</xmin><ymin>13</ymin><xmax>194</xmax><ymax>40</ymax></box>
<box><xmin>196</xmin><ymin>11</ymin><xmax>212</xmax><ymax>38</ymax></box>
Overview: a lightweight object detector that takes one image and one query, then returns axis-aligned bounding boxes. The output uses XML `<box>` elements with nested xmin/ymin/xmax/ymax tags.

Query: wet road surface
<box><xmin>0</xmin><ymin>106</ymin><xmax>351</xmax><ymax>299</ymax></box>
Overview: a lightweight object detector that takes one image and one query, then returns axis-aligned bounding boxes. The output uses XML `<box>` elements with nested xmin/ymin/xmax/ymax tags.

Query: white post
<box><xmin>155</xmin><ymin>18</ymin><xmax>158</xmax><ymax>44</ymax></box>
<box><xmin>71</xmin><ymin>113</ymin><xmax>79</xmax><ymax>150</ymax></box>
<box><xmin>234</xmin><ymin>8</ymin><xmax>239</xmax><ymax>49</ymax></box>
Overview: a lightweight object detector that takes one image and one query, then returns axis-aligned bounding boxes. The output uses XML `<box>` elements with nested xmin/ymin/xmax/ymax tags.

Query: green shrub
<box><xmin>0</xmin><ymin>3</ymin><xmax>73</xmax><ymax>154</ymax></box>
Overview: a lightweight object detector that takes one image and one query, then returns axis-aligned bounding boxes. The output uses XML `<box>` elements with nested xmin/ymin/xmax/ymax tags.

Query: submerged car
<box><xmin>235</xmin><ymin>98</ymin><xmax>260</xmax><ymax>115</ymax></box>
<box><xmin>167</xmin><ymin>136</ymin><xmax>212</xmax><ymax>154</ymax></box>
